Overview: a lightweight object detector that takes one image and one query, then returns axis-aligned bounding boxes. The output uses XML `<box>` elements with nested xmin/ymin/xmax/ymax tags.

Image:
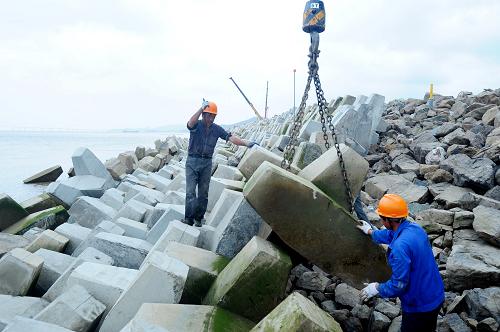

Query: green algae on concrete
<box><xmin>0</xmin><ymin>194</ymin><xmax>29</xmax><ymax>231</ymax></box>
<box><xmin>243</xmin><ymin>161</ymin><xmax>391</xmax><ymax>289</ymax></box>
<box><xmin>250</xmin><ymin>292</ymin><xmax>342</xmax><ymax>332</ymax></box>
<box><xmin>122</xmin><ymin>303</ymin><xmax>255</xmax><ymax>332</ymax></box>
<box><xmin>203</xmin><ymin>236</ymin><xmax>292</xmax><ymax>322</ymax></box>
<box><xmin>20</xmin><ymin>193</ymin><xmax>68</xmax><ymax>214</ymax></box>
<box><xmin>3</xmin><ymin>206</ymin><xmax>69</xmax><ymax>235</ymax></box>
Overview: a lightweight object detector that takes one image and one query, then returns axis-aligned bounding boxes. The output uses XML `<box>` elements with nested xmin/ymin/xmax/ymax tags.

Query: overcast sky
<box><xmin>1</xmin><ymin>0</ymin><xmax>499</xmax><ymax>130</ymax></box>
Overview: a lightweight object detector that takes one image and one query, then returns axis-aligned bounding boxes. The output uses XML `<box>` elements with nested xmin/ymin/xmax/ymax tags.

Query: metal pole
<box><xmin>265</xmin><ymin>81</ymin><xmax>269</xmax><ymax>119</ymax></box>
<box><xmin>293</xmin><ymin>69</ymin><xmax>296</xmax><ymax>113</ymax></box>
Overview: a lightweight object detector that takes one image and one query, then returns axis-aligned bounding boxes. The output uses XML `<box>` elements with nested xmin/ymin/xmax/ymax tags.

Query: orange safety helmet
<box><xmin>203</xmin><ymin>101</ymin><xmax>218</xmax><ymax>115</ymax></box>
<box><xmin>376</xmin><ymin>194</ymin><xmax>409</xmax><ymax>218</ymax></box>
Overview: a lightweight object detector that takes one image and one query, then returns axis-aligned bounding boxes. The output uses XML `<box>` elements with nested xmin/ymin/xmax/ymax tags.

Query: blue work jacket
<box><xmin>372</xmin><ymin>220</ymin><xmax>444</xmax><ymax>313</ymax></box>
<box><xmin>187</xmin><ymin>120</ymin><xmax>231</xmax><ymax>158</ymax></box>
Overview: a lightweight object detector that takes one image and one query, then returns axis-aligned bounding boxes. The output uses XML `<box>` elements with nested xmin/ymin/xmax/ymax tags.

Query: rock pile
<box><xmin>0</xmin><ymin>88</ymin><xmax>498</xmax><ymax>331</ymax></box>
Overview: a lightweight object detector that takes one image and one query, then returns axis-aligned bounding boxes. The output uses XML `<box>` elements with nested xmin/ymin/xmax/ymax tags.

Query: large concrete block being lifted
<box><xmin>68</xmin><ymin>196</ymin><xmax>116</xmax><ymax>228</ymax></box>
<box><xmin>72</xmin><ymin>147</ymin><xmax>116</xmax><ymax>188</ymax></box>
<box><xmin>0</xmin><ymin>248</ymin><xmax>43</xmax><ymax>296</ymax></box>
<box><xmin>207</xmin><ymin>177</ymin><xmax>245</xmax><ymax>212</ymax></box>
<box><xmin>122</xmin><ymin>304</ymin><xmax>255</xmax><ymax>332</ymax></box>
<box><xmin>204</xmin><ymin>236</ymin><xmax>292</xmax><ymax>322</ymax></box>
<box><xmin>165</xmin><ymin>242</ymin><xmax>230</xmax><ymax>304</ymax></box>
<box><xmin>299</xmin><ymin>144</ymin><xmax>369</xmax><ymax>210</ymax></box>
<box><xmin>238</xmin><ymin>145</ymin><xmax>287</xmax><ymax>180</ymax></box>
<box><xmin>244</xmin><ymin>162</ymin><xmax>391</xmax><ymax>288</ymax></box>
<box><xmin>34</xmin><ymin>285</ymin><xmax>106</xmax><ymax>332</ymax></box>
<box><xmin>3</xmin><ymin>317</ymin><xmax>74</xmax><ymax>332</ymax></box>
<box><xmin>98</xmin><ymin>252</ymin><xmax>189</xmax><ymax>332</ymax></box>
<box><xmin>251</xmin><ymin>292</ymin><xmax>342</xmax><ymax>332</ymax></box>
<box><xmin>76</xmin><ymin>232</ymin><xmax>151</xmax><ymax>269</ymax></box>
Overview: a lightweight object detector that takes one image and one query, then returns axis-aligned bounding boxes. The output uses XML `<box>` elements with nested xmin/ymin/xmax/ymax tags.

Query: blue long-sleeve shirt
<box><xmin>371</xmin><ymin>220</ymin><xmax>444</xmax><ymax>313</ymax></box>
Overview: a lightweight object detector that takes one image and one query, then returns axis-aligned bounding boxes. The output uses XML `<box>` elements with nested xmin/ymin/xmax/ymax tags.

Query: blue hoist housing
<box><xmin>302</xmin><ymin>0</ymin><xmax>325</xmax><ymax>33</ymax></box>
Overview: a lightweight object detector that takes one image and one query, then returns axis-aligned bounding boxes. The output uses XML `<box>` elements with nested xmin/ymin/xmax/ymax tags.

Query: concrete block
<box><xmin>113</xmin><ymin>199</ymin><xmax>151</xmax><ymax>223</ymax></box>
<box><xmin>54</xmin><ymin>223</ymin><xmax>91</xmax><ymax>254</ymax></box>
<box><xmin>43</xmin><ymin>247</ymin><xmax>114</xmax><ymax>302</ymax></box>
<box><xmin>213</xmin><ymin>165</ymin><xmax>244</xmax><ymax>181</ymax></box>
<box><xmin>75</xmin><ymin>232</ymin><xmax>151</xmax><ymax>269</ymax></box>
<box><xmin>165</xmin><ymin>242</ymin><xmax>229</xmax><ymax>304</ymax></box>
<box><xmin>207</xmin><ymin>178</ymin><xmax>245</xmax><ymax>212</ymax></box>
<box><xmin>291</xmin><ymin>141</ymin><xmax>323</xmax><ymax>170</ymax></box>
<box><xmin>197</xmin><ymin>225</ymin><xmax>216</xmax><ymax>251</ymax></box>
<box><xmin>0</xmin><ymin>193</ymin><xmax>29</xmax><ymax>231</ymax></box>
<box><xmin>25</xmin><ymin>230</ymin><xmax>69</xmax><ymax>253</ymax></box>
<box><xmin>163</xmin><ymin>173</ymin><xmax>186</xmax><ymax>193</ymax></box>
<box><xmin>121</xmin><ymin>304</ymin><xmax>255</xmax><ymax>332</ymax></box>
<box><xmin>0</xmin><ymin>248</ymin><xmax>43</xmax><ymax>296</ymax></box>
<box><xmin>2</xmin><ymin>206</ymin><xmax>69</xmax><ymax>236</ymax></box>
<box><xmin>72</xmin><ymin>147</ymin><xmax>115</xmax><ymax>188</ymax></box>
<box><xmin>146</xmin><ymin>173</ymin><xmax>172</xmax><ymax>193</ymax></box>
<box><xmin>123</xmin><ymin>184</ymin><xmax>165</xmax><ymax>204</ymax></box>
<box><xmin>98</xmin><ymin>252</ymin><xmax>189</xmax><ymax>332</ymax></box>
<box><xmin>65</xmin><ymin>262</ymin><xmax>138</xmax><ymax>312</ymax></box>
<box><xmin>35</xmin><ymin>285</ymin><xmax>106</xmax><ymax>332</ymax></box>
<box><xmin>298</xmin><ymin>119</ymin><xmax>322</xmax><ymax>141</ymax></box>
<box><xmin>206</xmin><ymin>189</ymin><xmax>241</xmax><ymax>228</ymax></box>
<box><xmin>146</xmin><ymin>205</ymin><xmax>184</xmax><ymax>244</ymax></box>
<box><xmin>114</xmin><ymin>217</ymin><xmax>148</xmax><ymax>239</ymax></box>
<box><xmin>100</xmin><ymin>188</ymin><xmax>125</xmax><ymax>211</ymax></box>
<box><xmin>244</xmin><ymin>161</ymin><xmax>391</xmax><ymax>288</ymax></box>
<box><xmin>33</xmin><ymin>248</ymin><xmax>75</xmax><ymax>294</ymax></box>
<box><xmin>251</xmin><ymin>292</ymin><xmax>342</xmax><ymax>331</ymax></box>
<box><xmin>3</xmin><ymin>317</ymin><xmax>73</xmax><ymax>332</ymax></box>
<box><xmin>0</xmin><ymin>295</ymin><xmax>49</xmax><ymax>327</ymax></box>
<box><xmin>162</xmin><ymin>190</ymin><xmax>186</xmax><ymax>205</ymax></box>
<box><xmin>204</xmin><ymin>236</ymin><xmax>292</xmax><ymax>321</ymax></box>
<box><xmin>47</xmin><ymin>175</ymin><xmax>110</xmax><ymax>206</ymax></box>
<box><xmin>299</xmin><ymin>144</ymin><xmax>369</xmax><ymax>210</ymax></box>
<box><xmin>0</xmin><ymin>233</ymin><xmax>29</xmax><ymax>258</ymax></box>
<box><xmin>238</xmin><ymin>145</ymin><xmax>288</xmax><ymax>180</ymax></box>
<box><xmin>68</xmin><ymin>196</ymin><xmax>116</xmax><ymax>228</ymax></box>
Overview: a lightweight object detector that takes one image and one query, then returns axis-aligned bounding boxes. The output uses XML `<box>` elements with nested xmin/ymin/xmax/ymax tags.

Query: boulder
<box><xmin>364</xmin><ymin>174</ymin><xmax>429</xmax><ymax>203</ymax></box>
<box><xmin>121</xmin><ymin>304</ymin><xmax>255</xmax><ymax>332</ymax></box>
<box><xmin>431</xmin><ymin>183</ymin><xmax>474</xmax><ymax>209</ymax></box>
<box><xmin>416</xmin><ymin>208</ymin><xmax>454</xmax><ymax>226</ymax></box>
<box><xmin>0</xmin><ymin>194</ymin><xmax>29</xmax><ymax>231</ymax></box>
<box><xmin>335</xmin><ymin>283</ymin><xmax>361</xmax><ymax>309</ymax></box>
<box><xmin>244</xmin><ymin>162</ymin><xmax>391</xmax><ymax>288</ymax></box>
<box><xmin>374</xmin><ymin>299</ymin><xmax>400</xmax><ymax>319</ymax></box>
<box><xmin>484</xmin><ymin>186</ymin><xmax>500</xmax><ymax>201</ymax></box>
<box><xmin>250</xmin><ymin>292</ymin><xmax>342</xmax><ymax>332</ymax></box>
<box><xmin>137</xmin><ymin>156</ymin><xmax>161</xmax><ymax>172</ymax></box>
<box><xmin>23</xmin><ymin>165</ymin><xmax>63</xmax><ymax>184</ymax></box>
<box><xmin>203</xmin><ymin>236</ymin><xmax>292</xmax><ymax>321</ymax></box>
<box><xmin>368</xmin><ymin>311</ymin><xmax>391</xmax><ymax>332</ymax></box>
<box><xmin>296</xmin><ymin>271</ymin><xmax>330</xmax><ymax>292</ymax></box>
<box><xmin>392</xmin><ymin>154</ymin><xmax>420</xmax><ymax>174</ymax></box>
<box><xmin>486</xmin><ymin>127</ymin><xmax>500</xmax><ymax>146</ymax></box>
<box><xmin>0</xmin><ymin>248</ymin><xmax>43</xmax><ymax>296</ymax></box>
<box><xmin>411</xmin><ymin>142</ymin><xmax>447</xmax><ymax>164</ymax></box>
<box><xmin>453</xmin><ymin>158</ymin><xmax>496</xmax><ymax>192</ymax></box>
<box><xmin>104</xmin><ymin>157</ymin><xmax>128</xmax><ymax>180</ymax></box>
<box><xmin>473</xmin><ymin>205</ymin><xmax>500</xmax><ymax>247</ymax></box>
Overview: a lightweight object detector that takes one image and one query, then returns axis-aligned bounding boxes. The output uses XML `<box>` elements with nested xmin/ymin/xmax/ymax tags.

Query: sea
<box><xmin>0</xmin><ymin>130</ymin><xmax>188</xmax><ymax>203</ymax></box>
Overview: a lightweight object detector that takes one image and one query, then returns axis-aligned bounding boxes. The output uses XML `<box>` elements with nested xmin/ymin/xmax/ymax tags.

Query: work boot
<box><xmin>194</xmin><ymin>219</ymin><xmax>202</xmax><ymax>227</ymax></box>
<box><xmin>182</xmin><ymin>218</ymin><xmax>194</xmax><ymax>226</ymax></box>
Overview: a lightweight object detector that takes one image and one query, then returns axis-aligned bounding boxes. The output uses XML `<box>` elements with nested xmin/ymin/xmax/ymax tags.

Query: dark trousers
<box><xmin>401</xmin><ymin>304</ymin><xmax>441</xmax><ymax>332</ymax></box>
<box><xmin>354</xmin><ymin>195</ymin><xmax>369</xmax><ymax>222</ymax></box>
<box><xmin>184</xmin><ymin>157</ymin><xmax>212</xmax><ymax>222</ymax></box>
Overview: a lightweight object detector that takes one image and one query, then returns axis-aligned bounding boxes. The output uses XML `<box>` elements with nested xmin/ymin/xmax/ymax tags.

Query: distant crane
<box><xmin>229</xmin><ymin>77</ymin><xmax>264</xmax><ymax>120</ymax></box>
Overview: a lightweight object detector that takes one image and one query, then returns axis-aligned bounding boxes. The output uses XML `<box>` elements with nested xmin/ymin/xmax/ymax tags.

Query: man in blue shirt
<box><xmin>357</xmin><ymin>193</ymin><xmax>444</xmax><ymax>332</ymax></box>
<box><xmin>183</xmin><ymin>100</ymin><xmax>255</xmax><ymax>227</ymax></box>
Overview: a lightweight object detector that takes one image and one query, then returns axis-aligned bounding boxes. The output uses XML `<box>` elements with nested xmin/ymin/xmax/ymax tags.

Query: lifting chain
<box><xmin>281</xmin><ymin>32</ymin><xmax>355</xmax><ymax>213</ymax></box>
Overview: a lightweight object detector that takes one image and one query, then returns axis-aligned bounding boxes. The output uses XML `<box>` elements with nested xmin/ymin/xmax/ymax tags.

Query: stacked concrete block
<box><xmin>3</xmin><ymin>317</ymin><xmax>74</xmax><ymax>332</ymax></box>
<box><xmin>238</xmin><ymin>145</ymin><xmax>289</xmax><ymax>179</ymax></box>
<box><xmin>65</xmin><ymin>262</ymin><xmax>139</xmax><ymax>312</ymax></box>
<box><xmin>146</xmin><ymin>205</ymin><xmax>184</xmax><ymax>244</ymax></box>
<box><xmin>244</xmin><ymin>161</ymin><xmax>391</xmax><ymax>288</ymax></box>
<box><xmin>113</xmin><ymin>199</ymin><xmax>152</xmax><ymax>223</ymax></box>
<box><xmin>32</xmin><ymin>249</ymin><xmax>74</xmax><ymax>294</ymax></box>
<box><xmin>165</xmin><ymin>242</ymin><xmax>230</xmax><ymax>304</ymax></box>
<box><xmin>72</xmin><ymin>147</ymin><xmax>116</xmax><ymax>188</ymax></box>
<box><xmin>298</xmin><ymin>119</ymin><xmax>323</xmax><ymax>140</ymax></box>
<box><xmin>0</xmin><ymin>295</ymin><xmax>49</xmax><ymax>327</ymax></box>
<box><xmin>163</xmin><ymin>173</ymin><xmax>186</xmax><ymax>192</ymax></box>
<box><xmin>214</xmin><ymin>165</ymin><xmax>244</xmax><ymax>182</ymax></box>
<box><xmin>144</xmin><ymin>173</ymin><xmax>172</xmax><ymax>193</ymax></box>
<box><xmin>291</xmin><ymin>141</ymin><xmax>323</xmax><ymax>170</ymax></box>
<box><xmin>43</xmin><ymin>247</ymin><xmax>114</xmax><ymax>302</ymax></box>
<box><xmin>34</xmin><ymin>285</ymin><xmax>106</xmax><ymax>332</ymax></box>
<box><xmin>99</xmin><ymin>188</ymin><xmax>125</xmax><ymax>211</ymax></box>
<box><xmin>46</xmin><ymin>176</ymin><xmax>110</xmax><ymax>206</ymax></box>
<box><xmin>0</xmin><ymin>194</ymin><xmax>29</xmax><ymax>231</ymax></box>
<box><xmin>207</xmin><ymin>178</ymin><xmax>245</xmax><ymax>212</ymax></box>
<box><xmin>162</xmin><ymin>190</ymin><xmax>186</xmax><ymax>205</ymax></box>
<box><xmin>25</xmin><ymin>230</ymin><xmax>69</xmax><ymax>253</ymax></box>
<box><xmin>123</xmin><ymin>184</ymin><xmax>165</xmax><ymax>205</ymax></box>
<box><xmin>74</xmin><ymin>232</ymin><xmax>151</xmax><ymax>269</ymax></box>
<box><xmin>114</xmin><ymin>217</ymin><xmax>148</xmax><ymax>239</ymax></box>
<box><xmin>0</xmin><ymin>248</ymin><xmax>43</xmax><ymax>296</ymax></box>
<box><xmin>251</xmin><ymin>292</ymin><xmax>342</xmax><ymax>331</ymax></box>
<box><xmin>204</xmin><ymin>236</ymin><xmax>292</xmax><ymax>321</ymax></box>
<box><xmin>121</xmin><ymin>304</ymin><xmax>255</xmax><ymax>332</ymax></box>
<box><xmin>2</xmin><ymin>205</ymin><xmax>69</xmax><ymax>236</ymax></box>
<box><xmin>206</xmin><ymin>189</ymin><xmax>242</xmax><ymax>228</ymax></box>
<box><xmin>142</xmin><ymin>202</ymin><xmax>178</xmax><ymax>228</ymax></box>
<box><xmin>68</xmin><ymin>196</ymin><xmax>116</xmax><ymax>228</ymax></box>
<box><xmin>54</xmin><ymin>223</ymin><xmax>91</xmax><ymax>254</ymax></box>
<box><xmin>98</xmin><ymin>252</ymin><xmax>189</xmax><ymax>332</ymax></box>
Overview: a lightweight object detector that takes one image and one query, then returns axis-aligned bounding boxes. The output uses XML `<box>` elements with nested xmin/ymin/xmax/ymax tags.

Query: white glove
<box><xmin>357</xmin><ymin>220</ymin><xmax>372</xmax><ymax>235</ymax></box>
<box><xmin>201</xmin><ymin>99</ymin><xmax>209</xmax><ymax>110</ymax></box>
<box><xmin>360</xmin><ymin>282</ymin><xmax>379</xmax><ymax>302</ymax></box>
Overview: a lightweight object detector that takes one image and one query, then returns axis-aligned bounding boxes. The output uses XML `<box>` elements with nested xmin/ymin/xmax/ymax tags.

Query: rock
<box><xmin>351</xmin><ymin>304</ymin><xmax>371</xmax><ymax>322</ymax></box>
<box><xmin>426</xmin><ymin>169</ymin><xmax>454</xmax><ymax>183</ymax></box>
<box><xmin>472</xmin><ymin>205</ymin><xmax>500</xmax><ymax>247</ymax></box>
<box><xmin>388</xmin><ymin>316</ymin><xmax>402</xmax><ymax>332</ymax></box>
<box><xmin>425</xmin><ymin>146</ymin><xmax>447</xmax><ymax>165</ymax></box>
<box><xmin>0</xmin><ymin>248</ymin><xmax>43</xmax><ymax>296</ymax></box>
<box><xmin>335</xmin><ymin>283</ymin><xmax>361</xmax><ymax>309</ymax></box>
<box><xmin>122</xmin><ymin>304</ymin><xmax>255</xmax><ymax>332</ymax></box>
<box><xmin>0</xmin><ymin>194</ymin><xmax>29</xmax><ymax>231</ymax></box>
<box><xmin>477</xmin><ymin>317</ymin><xmax>499</xmax><ymax>332</ymax></box>
<box><xmin>432</xmin><ymin>183</ymin><xmax>474</xmax><ymax>209</ymax></box>
<box><xmin>321</xmin><ymin>300</ymin><xmax>337</xmax><ymax>314</ymax></box>
<box><xmin>291</xmin><ymin>141</ymin><xmax>323</xmax><ymax>170</ymax></box>
<box><xmin>464</xmin><ymin>287</ymin><xmax>500</xmax><ymax>323</ymax></box>
<box><xmin>137</xmin><ymin>156</ymin><xmax>161</xmax><ymax>172</ymax></box>
<box><xmin>417</xmin><ymin>209</ymin><xmax>454</xmax><ymax>226</ymax></box>
<box><xmin>443</xmin><ymin>313</ymin><xmax>472</xmax><ymax>332</ymax></box>
<box><xmin>296</xmin><ymin>272</ymin><xmax>330</xmax><ymax>292</ymax></box>
<box><xmin>453</xmin><ymin>210</ymin><xmax>475</xmax><ymax>229</ymax></box>
<box><xmin>299</xmin><ymin>144</ymin><xmax>369</xmax><ymax>210</ymax></box>
<box><xmin>443</xmin><ymin>128</ymin><xmax>469</xmax><ymax>145</ymax></box>
<box><xmin>250</xmin><ymin>292</ymin><xmax>342</xmax><ymax>332</ymax></box>
<box><xmin>23</xmin><ymin>165</ymin><xmax>63</xmax><ymax>184</ymax></box>
<box><xmin>135</xmin><ymin>146</ymin><xmax>145</xmax><ymax>160</ymax></box>
<box><xmin>484</xmin><ymin>186</ymin><xmax>500</xmax><ymax>201</ymax></box>
<box><xmin>458</xmin><ymin>192</ymin><xmax>500</xmax><ymax>211</ymax></box>
<box><xmin>3</xmin><ymin>317</ymin><xmax>74</xmax><ymax>332</ymax></box>
<box><xmin>98</xmin><ymin>252</ymin><xmax>189</xmax><ymax>332</ymax></box>
<box><xmin>368</xmin><ymin>311</ymin><xmax>392</xmax><ymax>332</ymax></box>
<box><xmin>374</xmin><ymin>299</ymin><xmax>401</xmax><ymax>319</ymax></box>
<box><xmin>486</xmin><ymin>127</ymin><xmax>500</xmax><ymax>146</ymax></box>
<box><xmin>440</xmin><ymin>154</ymin><xmax>471</xmax><ymax>174</ymax></box>
<box><xmin>451</xmin><ymin>101</ymin><xmax>467</xmax><ymax>119</ymax></box>
<box><xmin>453</xmin><ymin>158</ymin><xmax>496</xmax><ymax>192</ymax></box>
<box><xmin>434</xmin><ymin>123</ymin><xmax>460</xmax><ymax>138</ymax></box>
<box><xmin>203</xmin><ymin>236</ymin><xmax>292</xmax><ymax>321</ymax></box>
<box><xmin>25</xmin><ymin>229</ymin><xmax>69</xmax><ymax>253</ymax></box>
<box><xmin>244</xmin><ymin>162</ymin><xmax>391</xmax><ymax>288</ymax></box>
<box><xmin>34</xmin><ymin>285</ymin><xmax>106</xmax><ymax>332</ymax></box>
<box><xmin>365</xmin><ymin>174</ymin><xmax>429</xmax><ymax>203</ymax></box>
<box><xmin>105</xmin><ymin>157</ymin><xmax>128</xmax><ymax>180</ymax></box>
<box><xmin>411</xmin><ymin>142</ymin><xmax>447</xmax><ymax>164</ymax></box>
<box><xmin>0</xmin><ymin>233</ymin><xmax>29</xmax><ymax>258</ymax></box>
<box><xmin>392</xmin><ymin>153</ymin><xmax>420</xmax><ymax>173</ymax></box>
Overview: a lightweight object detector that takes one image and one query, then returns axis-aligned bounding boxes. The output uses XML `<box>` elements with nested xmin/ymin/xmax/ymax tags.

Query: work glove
<box><xmin>201</xmin><ymin>98</ymin><xmax>209</xmax><ymax>110</ymax></box>
<box><xmin>247</xmin><ymin>141</ymin><xmax>259</xmax><ymax>148</ymax></box>
<box><xmin>356</xmin><ymin>220</ymin><xmax>372</xmax><ymax>235</ymax></box>
<box><xmin>360</xmin><ymin>282</ymin><xmax>379</xmax><ymax>302</ymax></box>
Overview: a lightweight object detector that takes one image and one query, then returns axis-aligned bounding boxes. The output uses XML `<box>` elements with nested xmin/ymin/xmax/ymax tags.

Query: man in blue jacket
<box><xmin>357</xmin><ymin>193</ymin><xmax>444</xmax><ymax>332</ymax></box>
<box><xmin>183</xmin><ymin>99</ymin><xmax>255</xmax><ymax>227</ymax></box>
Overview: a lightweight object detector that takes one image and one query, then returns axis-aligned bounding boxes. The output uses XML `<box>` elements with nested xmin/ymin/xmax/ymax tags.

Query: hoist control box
<box><xmin>302</xmin><ymin>0</ymin><xmax>325</xmax><ymax>33</ymax></box>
